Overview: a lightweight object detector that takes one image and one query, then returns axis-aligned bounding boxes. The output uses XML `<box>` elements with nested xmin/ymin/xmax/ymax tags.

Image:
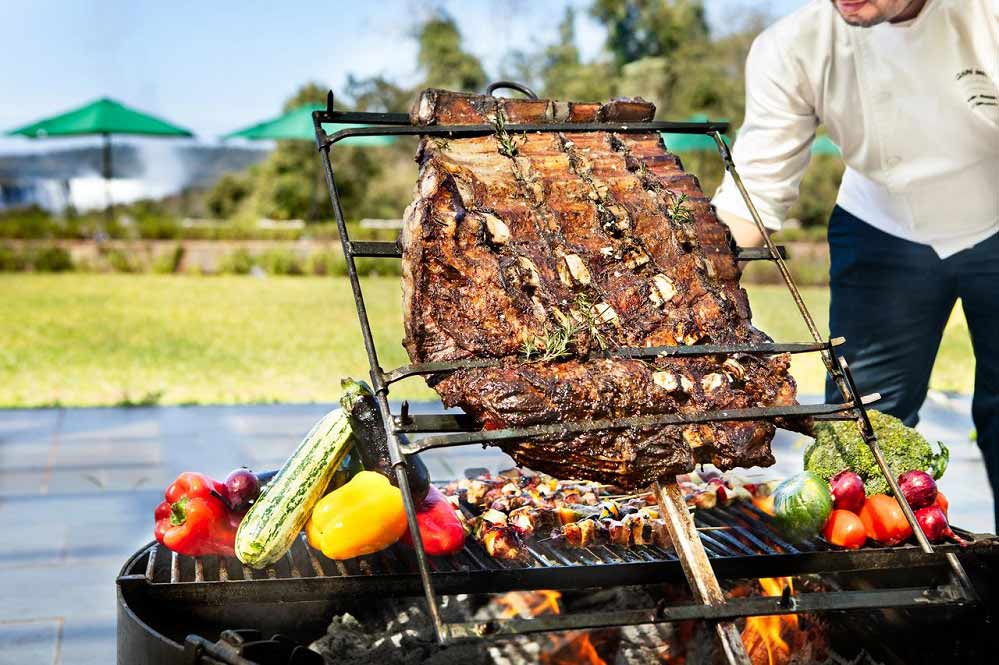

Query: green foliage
<box><xmin>103</xmin><ymin>248</ymin><xmax>137</xmax><ymax>273</ymax></box>
<box><xmin>205</xmin><ymin>172</ymin><xmax>252</xmax><ymax>219</ymax></box>
<box><xmin>416</xmin><ymin>13</ymin><xmax>486</xmax><ymax>92</ymax></box>
<box><xmin>538</xmin><ymin>8</ymin><xmax>617</xmax><ymax>101</ymax></box>
<box><xmin>152</xmin><ymin>245</ymin><xmax>185</xmax><ymax>274</ymax></box>
<box><xmin>590</xmin><ymin>0</ymin><xmax>709</xmax><ymax>67</ymax></box>
<box><xmin>219</xmin><ymin>248</ymin><xmax>254</xmax><ymax>275</ymax></box>
<box><xmin>0</xmin><ymin>206</ymin><xmax>55</xmax><ymax>239</ymax></box>
<box><xmin>257</xmin><ymin>248</ymin><xmax>304</xmax><ymax>276</ymax></box>
<box><xmin>305</xmin><ymin>250</ymin><xmax>346</xmax><ymax>276</ymax></box>
<box><xmin>0</xmin><ymin>244</ymin><xmax>27</xmax><ymax>271</ymax></box>
<box><xmin>805</xmin><ymin>411</ymin><xmax>951</xmax><ymax>495</ymax></box>
<box><xmin>32</xmin><ymin>246</ymin><xmax>74</xmax><ymax>272</ymax></box>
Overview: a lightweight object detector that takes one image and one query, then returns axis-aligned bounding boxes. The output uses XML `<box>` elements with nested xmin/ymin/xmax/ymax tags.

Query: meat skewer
<box><xmin>446</xmin><ymin>468</ymin><xmax>776</xmax><ymax>559</ymax></box>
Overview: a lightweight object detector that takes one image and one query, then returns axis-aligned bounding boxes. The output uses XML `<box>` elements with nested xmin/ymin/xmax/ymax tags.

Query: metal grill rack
<box><xmin>308</xmin><ymin>83</ymin><xmax>979</xmax><ymax>664</ymax></box>
<box><xmin>120</xmin><ymin>502</ymin><xmax>986</xmax><ymax>609</ymax></box>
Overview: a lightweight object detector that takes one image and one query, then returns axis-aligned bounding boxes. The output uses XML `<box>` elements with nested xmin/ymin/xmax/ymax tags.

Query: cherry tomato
<box><xmin>823</xmin><ymin>509</ymin><xmax>867</xmax><ymax>549</ymax></box>
<box><xmin>859</xmin><ymin>494</ymin><xmax>913</xmax><ymax>546</ymax></box>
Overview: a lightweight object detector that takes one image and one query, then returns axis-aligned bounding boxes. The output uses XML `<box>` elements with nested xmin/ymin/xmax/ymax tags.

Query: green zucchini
<box><xmin>235</xmin><ymin>399</ymin><xmax>356</xmax><ymax>568</ymax></box>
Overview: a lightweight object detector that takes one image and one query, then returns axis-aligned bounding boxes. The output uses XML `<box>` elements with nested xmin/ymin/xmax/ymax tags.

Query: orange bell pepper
<box><xmin>306</xmin><ymin>471</ymin><xmax>408</xmax><ymax>560</ymax></box>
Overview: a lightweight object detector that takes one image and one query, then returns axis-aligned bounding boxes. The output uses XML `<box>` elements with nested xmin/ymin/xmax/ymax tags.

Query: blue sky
<box><xmin>0</xmin><ymin>0</ymin><xmax>803</xmax><ymax>153</ymax></box>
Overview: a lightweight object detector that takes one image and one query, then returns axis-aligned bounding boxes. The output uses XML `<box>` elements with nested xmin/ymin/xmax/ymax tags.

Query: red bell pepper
<box><xmin>401</xmin><ymin>486</ymin><xmax>466</xmax><ymax>556</ymax></box>
<box><xmin>154</xmin><ymin>472</ymin><xmax>238</xmax><ymax>557</ymax></box>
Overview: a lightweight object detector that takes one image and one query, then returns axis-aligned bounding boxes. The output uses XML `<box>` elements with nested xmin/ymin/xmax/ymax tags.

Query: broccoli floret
<box><xmin>803</xmin><ymin>410</ymin><xmax>948</xmax><ymax>495</ymax></box>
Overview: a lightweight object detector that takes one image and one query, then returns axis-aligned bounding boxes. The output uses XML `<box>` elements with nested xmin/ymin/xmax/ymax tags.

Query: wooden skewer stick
<box><xmin>655</xmin><ymin>480</ymin><xmax>751</xmax><ymax>665</ymax></box>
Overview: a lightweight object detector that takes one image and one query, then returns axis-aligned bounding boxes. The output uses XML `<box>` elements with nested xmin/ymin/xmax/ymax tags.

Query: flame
<box><xmin>497</xmin><ymin>589</ymin><xmax>563</xmax><ymax>618</ymax></box>
<box><xmin>494</xmin><ymin>590</ymin><xmax>606</xmax><ymax>665</ymax></box>
<box><xmin>741</xmin><ymin>577</ymin><xmax>798</xmax><ymax>665</ymax></box>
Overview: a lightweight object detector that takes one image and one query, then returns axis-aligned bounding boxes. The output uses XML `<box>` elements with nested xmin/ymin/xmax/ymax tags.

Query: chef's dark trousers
<box><xmin>824</xmin><ymin>205</ymin><xmax>999</xmax><ymax>532</ymax></box>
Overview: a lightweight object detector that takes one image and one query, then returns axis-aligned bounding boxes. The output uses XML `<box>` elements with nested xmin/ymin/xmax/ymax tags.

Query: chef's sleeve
<box><xmin>712</xmin><ymin>30</ymin><xmax>820</xmax><ymax>231</ymax></box>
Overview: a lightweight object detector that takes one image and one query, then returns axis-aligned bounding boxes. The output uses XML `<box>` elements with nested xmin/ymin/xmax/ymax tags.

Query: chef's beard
<box><xmin>831</xmin><ymin>0</ymin><xmax>923</xmax><ymax>27</ymax></box>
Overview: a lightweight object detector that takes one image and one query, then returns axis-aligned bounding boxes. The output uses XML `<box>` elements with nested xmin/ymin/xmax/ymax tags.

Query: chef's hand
<box><xmin>717</xmin><ymin>209</ymin><xmax>768</xmax><ymax>249</ymax></box>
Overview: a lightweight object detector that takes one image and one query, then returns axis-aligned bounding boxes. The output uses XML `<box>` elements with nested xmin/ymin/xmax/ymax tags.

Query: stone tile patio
<box><xmin>0</xmin><ymin>395</ymin><xmax>991</xmax><ymax>664</ymax></box>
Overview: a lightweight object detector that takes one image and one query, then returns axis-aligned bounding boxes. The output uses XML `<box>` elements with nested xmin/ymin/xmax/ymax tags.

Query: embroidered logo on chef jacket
<box><xmin>956</xmin><ymin>68</ymin><xmax>999</xmax><ymax>124</ymax></box>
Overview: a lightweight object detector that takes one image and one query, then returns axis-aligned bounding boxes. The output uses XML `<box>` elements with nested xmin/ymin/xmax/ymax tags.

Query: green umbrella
<box><xmin>812</xmin><ymin>134</ymin><xmax>840</xmax><ymax>155</ymax></box>
<box><xmin>6</xmin><ymin>97</ymin><xmax>194</xmax><ymax>218</ymax></box>
<box><xmin>223</xmin><ymin>104</ymin><xmax>396</xmax><ymax>146</ymax></box>
<box><xmin>661</xmin><ymin>114</ymin><xmax>730</xmax><ymax>153</ymax></box>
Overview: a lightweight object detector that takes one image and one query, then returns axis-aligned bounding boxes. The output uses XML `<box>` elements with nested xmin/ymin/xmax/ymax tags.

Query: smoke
<box><xmin>65</xmin><ymin>138</ymin><xmax>195</xmax><ymax>210</ymax></box>
<box><xmin>1</xmin><ymin>138</ymin><xmax>265</xmax><ymax>212</ymax></box>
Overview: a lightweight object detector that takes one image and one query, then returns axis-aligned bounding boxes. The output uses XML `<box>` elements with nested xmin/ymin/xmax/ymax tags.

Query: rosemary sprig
<box><xmin>668</xmin><ymin>192</ymin><xmax>693</xmax><ymax>225</ymax></box>
<box><xmin>519</xmin><ymin>318</ymin><xmax>578</xmax><ymax>363</ymax></box>
<box><xmin>572</xmin><ymin>293</ymin><xmax>609</xmax><ymax>351</ymax></box>
<box><xmin>491</xmin><ymin>109</ymin><xmax>522</xmax><ymax>158</ymax></box>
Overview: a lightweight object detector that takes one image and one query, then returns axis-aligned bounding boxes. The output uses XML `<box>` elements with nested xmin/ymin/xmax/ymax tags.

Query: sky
<box><xmin>0</xmin><ymin>0</ymin><xmax>804</xmax><ymax>154</ymax></box>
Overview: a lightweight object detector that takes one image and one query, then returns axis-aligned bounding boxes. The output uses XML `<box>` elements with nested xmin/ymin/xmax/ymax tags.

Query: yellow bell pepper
<box><xmin>306</xmin><ymin>470</ymin><xmax>408</xmax><ymax>560</ymax></box>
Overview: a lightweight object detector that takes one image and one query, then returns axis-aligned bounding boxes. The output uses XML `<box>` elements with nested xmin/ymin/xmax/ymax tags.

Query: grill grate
<box><xmin>123</xmin><ymin>502</ymin><xmax>985</xmax><ymax>606</ymax></box>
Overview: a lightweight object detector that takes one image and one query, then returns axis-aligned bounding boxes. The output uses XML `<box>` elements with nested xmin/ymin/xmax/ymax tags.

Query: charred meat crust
<box><xmin>401</xmin><ymin>90</ymin><xmax>797</xmax><ymax>488</ymax></box>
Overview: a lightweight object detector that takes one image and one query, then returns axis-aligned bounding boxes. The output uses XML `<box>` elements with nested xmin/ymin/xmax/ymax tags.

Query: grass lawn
<box><xmin>0</xmin><ymin>274</ymin><xmax>976</xmax><ymax>408</ymax></box>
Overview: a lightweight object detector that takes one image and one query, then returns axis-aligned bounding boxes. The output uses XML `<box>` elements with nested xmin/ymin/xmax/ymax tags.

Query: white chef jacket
<box><xmin>712</xmin><ymin>0</ymin><xmax>999</xmax><ymax>258</ymax></box>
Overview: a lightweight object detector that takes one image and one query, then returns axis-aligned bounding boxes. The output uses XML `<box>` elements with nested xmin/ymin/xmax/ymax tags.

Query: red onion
<box><xmin>829</xmin><ymin>469</ymin><xmax>866</xmax><ymax>513</ymax></box>
<box><xmin>223</xmin><ymin>467</ymin><xmax>261</xmax><ymax>514</ymax></box>
<box><xmin>915</xmin><ymin>505</ymin><xmax>966</xmax><ymax>545</ymax></box>
<box><xmin>897</xmin><ymin>470</ymin><xmax>937</xmax><ymax>509</ymax></box>
<box><xmin>699</xmin><ymin>467</ymin><xmax>723</xmax><ymax>482</ymax></box>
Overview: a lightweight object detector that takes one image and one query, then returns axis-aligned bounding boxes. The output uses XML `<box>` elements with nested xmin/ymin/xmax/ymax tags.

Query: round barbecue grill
<box><xmin>116</xmin><ymin>501</ymin><xmax>999</xmax><ymax>664</ymax></box>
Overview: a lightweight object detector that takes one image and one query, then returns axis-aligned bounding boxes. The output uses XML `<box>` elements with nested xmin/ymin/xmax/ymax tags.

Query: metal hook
<box><xmin>485</xmin><ymin>80</ymin><xmax>539</xmax><ymax>100</ymax></box>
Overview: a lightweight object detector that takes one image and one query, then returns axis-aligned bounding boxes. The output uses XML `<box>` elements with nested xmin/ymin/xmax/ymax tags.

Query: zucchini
<box><xmin>340</xmin><ymin>378</ymin><xmax>431</xmax><ymax>502</ymax></box>
<box><xmin>235</xmin><ymin>401</ymin><xmax>355</xmax><ymax>568</ymax></box>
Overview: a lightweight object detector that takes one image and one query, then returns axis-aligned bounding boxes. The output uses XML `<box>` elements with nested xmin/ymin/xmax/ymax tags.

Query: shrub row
<box><xmin>215</xmin><ymin>249</ymin><xmax>401</xmax><ymax>277</ymax></box>
<box><xmin>0</xmin><ymin>206</ymin><xmax>398</xmax><ymax>243</ymax></box>
<box><xmin>0</xmin><ymin>243</ymin><xmax>403</xmax><ymax>278</ymax></box>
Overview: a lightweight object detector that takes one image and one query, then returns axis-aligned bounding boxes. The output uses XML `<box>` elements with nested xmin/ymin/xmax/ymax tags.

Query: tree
<box><xmin>344</xmin><ymin>74</ymin><xmax>411</xmax><ymax>113</ymax></box>
<box><xmin>589</xmin><ymin>0</ymin><xmax>710</xmax><ymax>68</ymax></box>
<box><xmin>416</xmin><ymin>14</ymin><xmax>487</xmax><ymax>92</ymax></box>
<box><xmin>538</xmin><ymin>7</ymin><xmax>617</xmax><ymax>101</ymax></box>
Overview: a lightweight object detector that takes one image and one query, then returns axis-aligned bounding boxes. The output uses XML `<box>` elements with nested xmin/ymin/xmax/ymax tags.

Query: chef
<box><xmin>712</xmin><ymin>0</ymin><xmax>999</xmax><ymax>528</ymax></box>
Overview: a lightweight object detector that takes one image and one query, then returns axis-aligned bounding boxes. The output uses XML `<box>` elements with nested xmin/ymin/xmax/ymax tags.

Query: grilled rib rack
<box><xmin>112</xmin><ymin>83</ymin><xmax>974</xmax><ymax>665</ymax></box>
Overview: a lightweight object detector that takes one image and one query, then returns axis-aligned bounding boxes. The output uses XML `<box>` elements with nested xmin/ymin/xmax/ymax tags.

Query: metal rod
<box><xmin>444</xmin><ymin>584</ymin><xmax>969</xmax><ymax>639</ymax></box>
<box><xmin>710</xmin><ymin>131</ymin><xmax>978</xmax><ymax>604</ymax></box>
<box><xmin>839</xmin><ymin>357</ymin><xmax>978</xmax><ymax>601</ymax></box>
<box><xmin>382</xmin><ymin>338</ymin><xmax>843</xmax><ymax>383</ymax></box>
<box><xmin>400</xmin><ymin>396</ymin><xmax>879</xmax><ymax>453</ymax></box>
<box><xmin>348</xmin><ymin>240</ymin><xmax>784</xmax><ymax>260</ymax></box>
<box><xmin>314</xmin><ymin>103</ymin><xmax>448</xmax><ymax>643</ymax></box>
<box><xmin>710</xmin><ymin>131</ymin><xmax>850</xmax><ymax>397</ymax></box>
<box><xmin>324</xmin><ymin>120</ymin><xmax>730</xmax><ymax>148</ymax></box>
<box><xmin>655</xmin><ymin>481</ymin><xmax>751</xmax><ymax>665</ymax></box>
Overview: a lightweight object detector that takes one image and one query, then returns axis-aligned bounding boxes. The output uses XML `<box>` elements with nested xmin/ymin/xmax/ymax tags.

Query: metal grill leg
<box><xmin>656</xmin><ymin>481</ymin><xmax>751</xmax><ymax>665</ymax></box>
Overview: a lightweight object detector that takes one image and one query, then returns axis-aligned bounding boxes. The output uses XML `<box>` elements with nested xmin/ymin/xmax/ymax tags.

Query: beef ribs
<box><xmin>400</xmin><ymin>89</ymin><xmax>798</xmax><ymax>489</ymax></box>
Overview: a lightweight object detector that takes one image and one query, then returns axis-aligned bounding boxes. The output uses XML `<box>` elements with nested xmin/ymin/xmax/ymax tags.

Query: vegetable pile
<box><xmin>773</xmin><ymin>466</ymin><xmax>964</xmax><ymax>549</ymax></box>
<box><xmin>804</xmin><ymin>410</ymin><xmax>948</xmax><ymax>495</ymax></box>
<box><xmin>152</xmin><ymin>384</ymin><xmax>969</xmax><ymax>567</ymax></box>
<box><xmin>151</xmin><ymin>378</ymin><xmax>467</xmax><ymax>567</ymax></box>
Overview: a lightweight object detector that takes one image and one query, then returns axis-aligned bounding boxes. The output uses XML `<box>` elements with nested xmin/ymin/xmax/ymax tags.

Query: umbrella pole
<box><xmin>102</xmin><ymin>132</ymin><xmax>113</xmax><ymax>223</ymax></box>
